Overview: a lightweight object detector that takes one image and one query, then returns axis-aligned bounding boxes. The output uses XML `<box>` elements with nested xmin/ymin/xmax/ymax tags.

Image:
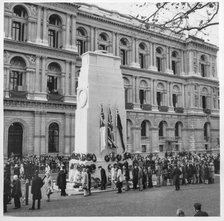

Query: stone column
<box><xmin>150</xmin><ymin>79</ymin><xmax>154</xmax><ymax>105</ymax></box>
<box><xmin>35</xmin><ymin>56</ymin><xmax>40</xmax><ymax>92</ymax></box>
<box><xmin>5</xmin><ymin>66</ymin><xmax>10</xmax><ymax>97</ymax></box>
<box><xmin>70</xmin><ymin>113</ymin><xmax>76</xmax><ymax>152</ymax></box>
<box><xmin>40</xmin><ymin>111</ymin><xmax>46</xmax><ymax>154</ymax></box>
<box><xmin>42</xmin><ymin>8</ymin><xmax>48</xmax><ymax>45</ymax></box>
<box><xmin>135</xmin><ymin>40</ymin><xmax>139</xmax><ymax>64</ymax></box>
<box><xmin>61</xmin><ymin>72</ymin><xmax>65</xmax><ymax>95</ymax></box>
<box><xmin>65</xmin><ymin>113</ymin><xmax>71</xmax><ymax>155</ymax></box>
<box><xmin>112</xmin><ymin>32</ymin><xmax>116</xmax><ymax>55</ymax></box>
<box><xmin>132</xmin><ymin>76</ymin><xmax>135</xmax><ymax>105</ymax></box>
<box><xmin>36</xmin><ymin>6</ymin><xmax>41</xmax><ymax>43</ymax></box>
<box><xmin>132</xmin><ymin>127</ymin><xmax>141</xmax><ymax>152</ymax></box>
<box><xmin>65</xmin><ymin>61</ymin><xmax>69</xmax><ymax>96</ymax></box>
<box><xmin>71</xmin><ymin>61</ymin><xmax>76</xmax><ymax>96</ymax></box>
<box><xmin>132</xmin><ymin>38</ymin><xmax>135</xmax><ymax>63</ymax></box>
<box><xmin>41</xmin><ymin>57</ymin><xmax>46</xmax><ymax>92</ymax></box>
<box><xmin>134</xmin><ymin>76</ymin><xmax>140</xmax><ymax>108</ymax></box>
<box><xmin>65</xmin><ymin>14</ymin><xmax>70</xmax><ymax>49</ymax></box>
<box><xmin>153</xmin><ymin>80</ymin><xmax>157</xmax><ymax>108</ymax></box>
<box><xmin>71</xmin><ymin>15</ymin><xmax>77</xmax><ymax>51</ymax></box>
<box><xmin>197</xmin><ymin>86</ymin><xmax>200</xmax><ymax>108</ymax></box>
<box><xmin>25</xmin><ymin>69</ymin><xmax>30</xmax><ymax>92</ymax></box>
<box><xmin>8</xmin><ymin>15</ymin><xmax>12</xmax><ymax>39</ymax></box>
<box><xmin>94</xmin><ymin>28</ymin><xmax>98</xmax><ymax>51</ymax></box>
<box><xmin>188</xmin><ymin>51</ymin><xmax>194</xmax><ymax>75</ymax></box>
<box><xmin>62</xmin><ymin>24</ymin><xmax>66</xmax><ymax>49</ymax></box>
<box><xmin>116</xmin><ymin>34</ymin><xmax>119</xmax><ymax>56</ymax></box>
<box><xmin>181</xmin><ymin>50</ymin><xmax>185</xmax><ymax>75</ymax></box>
<box><xmin>181</xmin><ymin>84</ymin><xmax>185</xmax><ymax>107</ymax></box>
<box><xmin>169</xmin><ymin>82</ymin><xmax>173</xmax><ymax>107</ymax></box>
<box><xmin>27</xmin><ymin>19</ymin><xmax>32</xmax><ymax>42</ymax></box>
<box><xmin>90</xmin><ymin>27</ymin><xmax>94</xmax><ymax>51</ymax></box>
<box><xmin>34</xmin><ymin>111</ymin><xmax>41</xmax><ymax>155</ymax></box>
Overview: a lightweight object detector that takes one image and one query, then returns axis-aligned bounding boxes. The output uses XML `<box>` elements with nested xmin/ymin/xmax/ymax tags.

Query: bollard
<box><xmin>25</xmin><ymin>179</ymin><xmax>29</xmax><ymax>205</ymax></box>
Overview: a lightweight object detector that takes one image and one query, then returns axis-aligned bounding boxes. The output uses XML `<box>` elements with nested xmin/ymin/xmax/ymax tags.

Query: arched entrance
<box><xmin>8</xmin><ymin>123</ymin><xmax>23</xmax><ymax>158</ymax></box>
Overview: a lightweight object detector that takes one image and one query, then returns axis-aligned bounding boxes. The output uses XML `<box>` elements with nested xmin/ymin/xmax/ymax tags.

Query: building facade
<box><xmin>3</xmin><ymin>2</ymin><xmax>219</xmax><ymax>158</ymax></box>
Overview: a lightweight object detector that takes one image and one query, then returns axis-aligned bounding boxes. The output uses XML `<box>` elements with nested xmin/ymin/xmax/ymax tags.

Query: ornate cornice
<box><xmin>4</xmin><ymin>98</ymin><xmax>76</xmax><ymax>113</ymax></box>
<box><xmin>4</xmin><ymin>39</ymin><xmax>78</xmax><ymax>62</ymax></box>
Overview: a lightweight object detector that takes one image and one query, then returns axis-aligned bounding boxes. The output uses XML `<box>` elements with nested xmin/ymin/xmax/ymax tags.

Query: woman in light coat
<box><xmin>44</xmin><ymin>172</ymin><xmax>53</xmax><ymax>202</ymax></box>
<box><xmin>82</xmin><ymin>168</ymin><xmax>89</xmax><ymax>197</ymax></box>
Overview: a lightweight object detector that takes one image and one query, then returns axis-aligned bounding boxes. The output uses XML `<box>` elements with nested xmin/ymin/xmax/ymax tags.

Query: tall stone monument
<box><xmin>75</xmin><ymin>50</ymin><xmax>126</xmax><ymax>162</ymax></box>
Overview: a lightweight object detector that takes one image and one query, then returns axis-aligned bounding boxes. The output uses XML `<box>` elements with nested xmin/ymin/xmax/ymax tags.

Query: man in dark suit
<box><xmin>29</xmin><ymin>170</ymin><xmax>44</xmax><ymax>210</ymax></box>
<box><xmin>172</xmin><ymin>164</ymin><xmax>182</xmax><ymax>191</ymax></box>
<box><xmin>12</xmin><ymin>175</ymin><xmax>22</xmax><ymax>209</ymax></box>
<box><xmin>57</xmin><ymin>165</ymin><xmax>68</xmax><ymax>196</ymax></box>
<box><xmin>194</xmin><ymin>203</ymin><xmax>208</xmax><ymax>216</ymax></box>
<box><xmin>98</xmin><ymin>166</ymin><xmax>107</xmax><ymax>190</ymax></box>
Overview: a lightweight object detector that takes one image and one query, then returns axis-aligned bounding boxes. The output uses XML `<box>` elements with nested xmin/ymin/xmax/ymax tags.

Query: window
<box><xmin>9</xmin><ymin>56</ymin><xmax>26</xmax><ymax>91</ymax></box>
<box><xmin>48</xmin><ymin>123</ymin><xmax>59</xmax><ymax>153</ymax></box>
<box><xmin>125</xmin><ymin>88</ymin><xmax>128</xmax><ymax>104</ymax></box>
<box><xmin>98</xmin><ymin>33</ymin><xmax>109</xmax><ymax>51</ymax></box>
<box><xmin>47</xmin><ymin>62</ymin><xmax>61</xmax><ymax>94</ymax></box>
<box><xmin>141</xmin><ymin>121</ymin><xmax>146</xmax><ymax>137</ymax></box>
<box><xmin>48</xmin><ymin>14</ymin><xmax>62</xmax><ymax>48</ymax></box>
<box><xmin>120</xmin><ymin>49</ymin><xmax>126</xmax><ymax>65</ymax></box>
<box><xmin>139</xmin><ymin>53</ymin><xmax>144</xmax><ymax>68</ymax></box>
<box><xmin>77</xmin><ymin>28</ymin><xmax>87</xmax><ymax>55</ymax></box>
<box><xmin>10</xmin><ymin>71</ymin><xmax>23</xmax><ymax>90</ymax></box>
<box><xmin>139</xmin><ymin>43</ymin><xmax>146</xmax><ymax>69</ymax></box>
<box><xmin>175</xmin><ymin>122</ymin><xmax>182</xmax><ymax>138</ymax></box>
<box><xmin>159</xmin><ymin>122</ymin><xmax>164</xmax><ymax>137</ymax></box>
<box><xmin>159</xmin><ymin>145</ymin><xmax>163</xmax><ymax>152</ymax></box>
<box><xmin>202</xmin><ymin>96</ymin><xmax>207</xmax><ymax>109</ymax></box>
<box><xmin>171</xmin><ymin>51</ymin><xmax>178</xmax><ymax>75</ymax></box>
<box><xmin>200</xmin><ymin>55</ymin><xmax>207</xmax><ymax>77</ymax></box>
<box><xmin>139</xmin><ymin>89</ymin><xmax>146</xmax><ymax>107</ymax></box>
<box><xmin>12</xmin><ymin>5</ymin><xmax>28</xmax><ymax>42</ymax></box>
<box><xmin>142</xmin><ymin>145</ymin><xmax>146</xmax><ymax>153</ymax></box>
<box><xmin>157</xmin><ymin>92</ymin><xmax>162</xmax><ymax>106</ymax></box>
<box><xmin>156</xmin><ymin>47</ymin><xmax>163</xmax><ymax>72</ymax></box>
<box><xmin>173</xmin><ymin>94</ymin><xmax>177</xmax><ymax>107</ymax></box>
<box><xmin>120</xmin><ymin>38</ymin><xmax>129</xmax><ymax>65</ymax></box>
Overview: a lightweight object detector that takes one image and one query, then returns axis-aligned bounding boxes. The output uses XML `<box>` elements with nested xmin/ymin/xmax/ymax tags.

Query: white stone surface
<box><xmin>75</xmin><ymin>51</ymin><xmax>127</xmax><ymax>161</ymax></box>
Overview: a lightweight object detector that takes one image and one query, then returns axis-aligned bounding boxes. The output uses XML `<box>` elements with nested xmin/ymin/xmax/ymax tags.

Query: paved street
<box><xmin>5</xmin><ymin>176</ymin><xmax>220</xmax><ymax>217</ymax></box>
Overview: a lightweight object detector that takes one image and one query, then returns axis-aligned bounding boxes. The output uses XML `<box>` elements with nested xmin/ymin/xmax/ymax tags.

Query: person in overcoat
<box><xmin>172</xmin><ymin>164</ymin><xmax>182</xmax><ymax>191</ymax></box>
<box><xmin>98</xmin><ymin>166</ymin><xmax>107</xmax><ymax>190</ymax></box>
<box><xmin>132</xmin><ymin>164</ymin><xmax>139</xmax><ymax>189</ymax></box>
<box><xmin>44</xmin><ymin>172</ymin><xmax>53</xmax><ymax>202</ymax></box>
<box><xmin>12</xmin><ymin>175</ymin><xmax>22</xmax><ymax>209</ymax></box>
<box><xmin>30</xmin><ymin>170</ymin><xmax>44</xmax><ymax>210</ymax></box>
<box><xmin>138</xmin><ymin>166</ymin><xmax>143</xmax><ymax>191</ymax></box>
<box><xmin>57</xmin><ymin>166</ymin><xmax>68</xmax><ymax>196</ymax></box>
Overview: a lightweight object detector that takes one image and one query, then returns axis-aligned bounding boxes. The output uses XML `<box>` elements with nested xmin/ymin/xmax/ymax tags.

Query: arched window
<box><xmin>8</xmin><ymin>122</ymin><xmax>23</xmax><ymax>157</ymax></box>
<box><xmin>175</xmin><ymin>122</ymin><xmax>182</xmax><ymax>138</ymax></box>
<box><xmin>157</xmin><ymin>82</ymin><xmax>165</xmax><ymax>107</ymax></box>
<box><xmin>201</xmin><ymin>87</ymin><xmax>209</xmax><ymax>110</ymax></box>
<box><xmin>10</xmin><ymin>56</ymin><xmax>26</xmax><ymax>91</ymax></box>
<box><xmin>171</xmin><ymin>51</ymin><xmax>179</xmax><ymax>75</ymax></box>
<box><xmin>172</xmin><ymin>85</ymin><xmax>180</xmax><ymax>108</ymax></box>
<box><xmin>200</xmin><ymin>55</ymin><xmax>207</xmax><ymax>77</ymax></box>
<box><xmin>126</xmin><ymin>119</ymin><xmax>132</xmax><ymax>140</ymax></box>
<box><xmin>141</xmin><ymin>121</ymin><xmax>147</xmax><ymax>137</ymax></box>
<box><xmin>139</xmin><ymin>42</ymin><xmax>147</xmax><ymax>69</ymax></box>
<box><xmin>48</xmin><ymin>123</ymin><xmax>59</xmax><ymax>153</ymax></box>
<box><xmin>119</xmin><ymin>38</ymin><xmax>129</xmax><ymax>65</ymax></box>
<box><xmin>12</xmin><ymin>5</ymin><xmax>28</xmax><ymax>42</ymax></box>
<box><xmin>139</xmin><ymin>80</ymin><xmax>148</xmax><ymax>108</ymax></box>
<box><xmin>76</xmin><ymin>27</ymin><xmax>87</xmax><ymax>55</ymax></box>
<box><xmin>48</xmin><ymin>14</ymin><xmax>62</xmax><ymax>48</ymax></box>
<box><xmin>156</xmin><ymin>47</ymin><xmax>163</xmax><ymax>72</ymax></box>
<box><xmin>159</xmin><ymin>121</ymin><xmax>167</xmax><ymax>138</ymax></box>
<box><xmin>47</xmin><ymin>62</ymin><xmax>61</xmax><ymax>94</ymax></box>
<box><xmin>98</xmin><ymin>32</ymin><xmax>110</xmax><ymax>51</ymax></box>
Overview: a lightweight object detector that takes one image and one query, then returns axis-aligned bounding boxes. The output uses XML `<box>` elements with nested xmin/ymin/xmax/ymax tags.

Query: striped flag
<box><xmin>107</xmin><ymin>108</ymin><xmax>116</xmax><ymax>149</ymax></box>
<box><xmin>100</xmin><ymin>105</ymin><xmax>106</xmax><ymax>152</ymax></box>
<box><xmin>116</xmin><ymin>109</ymin><xmax>125</xmax><ymax>152</ymax></box>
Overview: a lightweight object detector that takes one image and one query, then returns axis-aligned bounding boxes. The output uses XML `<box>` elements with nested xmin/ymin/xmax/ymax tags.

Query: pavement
<box><xmin>4</xmin><ymin>175</ymin><xmax>220</xmax><ymax>216</ymax></box>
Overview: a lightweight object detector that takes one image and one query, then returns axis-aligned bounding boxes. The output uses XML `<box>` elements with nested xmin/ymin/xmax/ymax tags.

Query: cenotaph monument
<box><xmin>74</xmin><ymin>50</ymin><xmax>126</xmax><ymax>163</ymax></box>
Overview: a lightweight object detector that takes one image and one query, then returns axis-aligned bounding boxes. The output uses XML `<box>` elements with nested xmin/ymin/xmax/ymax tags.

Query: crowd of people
<box><xmin>4</xmin><ymin>151</ymin><xmax>220</xmax><ymax>215</ymax></box>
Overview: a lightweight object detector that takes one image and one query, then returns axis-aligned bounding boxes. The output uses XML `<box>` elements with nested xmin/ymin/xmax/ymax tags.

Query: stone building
<box><xmin>3</xmin><ymin>2</ymin><xmax>219</xmax><ymax>158</ymax></box>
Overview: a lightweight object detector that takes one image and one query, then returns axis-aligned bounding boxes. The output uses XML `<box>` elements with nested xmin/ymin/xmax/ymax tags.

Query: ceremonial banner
<box><xmin>100</xmin><ymin>105</ymin><xmax>106</xmax><ymax>152</ymax></box>
<box><xmin>107</xmin><ymin>108</ymin><xmax>116</xmax><ymax>149</ymax></box>
<box><xmin>116</xmin><ymin>109</ymin><xmax>125</xmax><ymax>152</ymax></box>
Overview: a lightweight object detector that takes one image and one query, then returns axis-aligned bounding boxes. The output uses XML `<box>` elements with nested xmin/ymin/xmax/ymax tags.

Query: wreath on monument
<box><xmin>81</xmin><ymin>154</ymin><xmax>86</xmax><ymax>161</ymax></box>
<box><xmin>71</xmin><ymin>152</ymin><xmax>75</xmax><ymax>159</ymax></box>
<box><xmin>76</xmin><ymin>153</ymin><xmax>81</xmax><ymax>160</ymax></box>
<box><xmin>90</xmin><ymin>164</ymin><xmax>96</xmax><ymax>171</ymax></box>
<box><xmin>116</xmin><ymin>154</ymin><xmax>122</xmax><ymax>162</ymax></box>
<box><xmin>92</xmin><ymin>154</ymin><xmax>97</xmax><ymax>162</ymax></box>
<box><xmin>110</xmin><ymin>152</ymin><xmax>116</xmax><ymax>161</ymax></box>
<box><xmin>86</xmin><ymin>153</ymin><xmax>92</xmax><ymax>161</ymax></box>
<box><xmin>104</xmin><ymin>155</ymin><xmax>110</xmax><ymax>162</ymax></box>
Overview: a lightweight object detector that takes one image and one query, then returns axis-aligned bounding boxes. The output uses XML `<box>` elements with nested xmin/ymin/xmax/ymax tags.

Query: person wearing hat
<box><xmin>98</xmin><ymin>166</ymin><xmax>107</xmax><ymax>190</ymax></box>
<box><xmin>44</xmin><ymin>172</ymin><xmax>53</xmax><ymax>202</ymax></box>
<box><xmin>172</xmin><ymin>164</ymin><xmax>182</xmax><ymax>191</ymax></box>
<box><xmin>57</xmin><ymin>166</ymin><xmax>68</xmax><ymax>196</ymax></box>
<box><xmin>29</xmin><ymin>170</ymin><xmax>44</xmax><ymax>210</ymax></box>
<box><xmin>12</xmin><ymin>175</ymin><xmax>22</xmax><ymax>209</ymax></box>
<box><xmin>193</xmin><ymin>203</ymin><xmax>208</xmax><ymax>216</ymax></box>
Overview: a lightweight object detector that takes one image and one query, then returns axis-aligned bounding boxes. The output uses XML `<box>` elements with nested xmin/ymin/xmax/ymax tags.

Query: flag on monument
<box><xmin>107</xmin><ymin>108</ymin><xmax>116</xmax><ymax>149</ymax></box>
<box><xmin>100</xmin><ymin>105</ymin><xmax>106</xmax><ymax>152</ymax></box>
<box><xmin>116</xmin><ymin>109</ymin><xmax>125</xmax><ymax>152</ymax></box>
